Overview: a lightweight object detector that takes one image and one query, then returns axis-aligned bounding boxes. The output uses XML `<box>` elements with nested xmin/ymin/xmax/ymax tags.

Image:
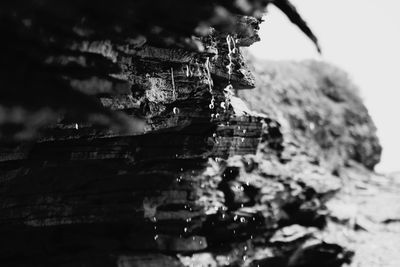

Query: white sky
<box><xmin>249</xmin><ymin>0</ymin><xmax>400</xmax><ymax>173</ymax></box>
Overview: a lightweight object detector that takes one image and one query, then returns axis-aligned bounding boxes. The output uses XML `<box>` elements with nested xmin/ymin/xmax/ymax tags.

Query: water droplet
<box><xmin>243</xmin><ymin>256</ymin><xmax>247</xmax><ymax>261</ymax></box>
<box><xmin>154</xmin><ymin>235</ymin><xmax>159</xmax><ymax>240</ymax></box>
<box><xmin>243</xmin><ymin>129</ymin><xmax>247</xmax><ymax>134</ymax></box>
<box><xmin>212</xmin><ymin>133</ymin><xmax>217</xmax><ymax>138</ymax></box>
<box><xmin>173</xmin><ymin>107</ymin><xmax>179</xmax><ymax>114</ymax></box>
<box><xmin>234</xmin><ymin>215</ymin><xmax>238</xmax><ymax>221</ymax></box>
<box><xmin>186</xmin><ymin>65</ymin><xmax>190</xmax><ymax>77</ymax></box>
<box><xmin>244</xmin><ymin>245</ymin><xmax>248</xmax><ymax>251</ymax></box>
<box><xmin>209</xmin><ymin>103</ymin><xmax>214</xmax><ymax>109</ymax></box>
<box><xmin>75</xmin><ymin>123</ymin><xmax>79</xmax><ymax>130</ymax></box>
<box><xmin>171</xmin><ymin>67</ymin><xmax>176</xmax><ymax>99</ymax></box>
<box><xmin>241</xmin><ymin>137</ymin><xmax>245</xmax><ymax>142</ymax></box>
<box><xmin>240</xmin><ymin>217</ymin><xmax>246</xmax><ymax>223</ymax></box>
<box><xmin>184</xmin><ymin>227</ymin><xmax>188</xmax><ymax>233</ymax></box>
<box><xmin>220</xmin><ymin>102</ymin><xmax>226</xmax><ymax>109</ymax></box>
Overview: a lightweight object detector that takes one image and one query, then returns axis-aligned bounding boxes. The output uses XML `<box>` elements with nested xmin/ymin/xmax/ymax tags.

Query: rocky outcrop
<box><xmin>239</xmin><ymin>59</ymin><xmax>381</xmax><ymax>171</ymax></box>
<box><xmin>0</xmin><ymin>1</ymin><xmax>381</xmax><ymax>267</ymax></box>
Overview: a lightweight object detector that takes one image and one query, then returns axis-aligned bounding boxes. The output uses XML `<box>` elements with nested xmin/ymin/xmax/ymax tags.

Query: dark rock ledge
<box><xmin>0</xmin><ymin>1</ymin><xmax>381</xmax><ymax>267</ymax></box>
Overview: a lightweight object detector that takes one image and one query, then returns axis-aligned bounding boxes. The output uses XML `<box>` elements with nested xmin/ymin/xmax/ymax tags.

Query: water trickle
<box><xmin>226</xmin><ymin>35</ymin><xmax>236</xmax><ymax>81</ymax></box>
<box><xmin>185</xmin><ymin>65</ymin><xmax>190</xmax><ymax>77</ymax></box>
<box><xmin>205</xmin><ymin>57</ymin><xmax>213</xmax><ymax>92</ymax></box>
<box><xmin>205</xmin><ymin>57</ymin><xmax>216</xmax><ymax>115</ymax></box>
<box><xmin>171</xmin><ymin>67</ymin><xmax>176</xmax><ymax>100</ymax></box>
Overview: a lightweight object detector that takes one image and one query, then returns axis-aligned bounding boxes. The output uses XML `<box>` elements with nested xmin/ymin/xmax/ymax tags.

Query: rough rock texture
<box><xmin>0</xmin><ymin>1</ymin><xmax>383</xmax><ymax>267</ymax></box>
<box><xmin>239</xmin><ymin>59</ymin><xmax>382</xmax><ymax>171</ymax></box>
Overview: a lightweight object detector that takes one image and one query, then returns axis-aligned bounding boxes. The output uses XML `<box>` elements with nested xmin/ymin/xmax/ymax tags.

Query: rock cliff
<box><xmin>0</xmin><ymin>1</ymin><xmax>382</xmax><ymax>267</ymax></box>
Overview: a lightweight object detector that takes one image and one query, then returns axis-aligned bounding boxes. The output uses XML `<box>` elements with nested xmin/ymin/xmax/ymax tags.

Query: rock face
<box><xmin>239</xmin><ymin>59</ymin><xmax>381</xmax><ymax>171</ymax></box>
<box><xmin>0</xmin><ymin>1</ymin><xmax>382</xmax><ymax>267</ymax></box>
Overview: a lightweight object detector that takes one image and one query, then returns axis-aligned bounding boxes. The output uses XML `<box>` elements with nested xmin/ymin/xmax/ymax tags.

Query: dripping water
<box><xmin>171</xmin><ymin>67</ymin><xmax>177</xmax><ymax>101</ymax></box>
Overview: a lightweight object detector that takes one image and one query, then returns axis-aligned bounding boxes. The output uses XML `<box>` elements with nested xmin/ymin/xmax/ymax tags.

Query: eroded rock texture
<box><xmin>0</xmin><ymin>1</ymin><xmax>381</xmax><ymax>267</ymax></box>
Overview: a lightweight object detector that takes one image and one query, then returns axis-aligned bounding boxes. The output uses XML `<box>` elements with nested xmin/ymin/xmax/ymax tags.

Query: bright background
<box><xmin>249</xmin><ymin>0</ymin><xmax>400</xmax><ymax>173</ymax></box>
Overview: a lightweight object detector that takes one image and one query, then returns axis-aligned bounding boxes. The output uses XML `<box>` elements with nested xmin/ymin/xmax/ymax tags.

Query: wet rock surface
<box><xmin>0</xmin><ymin>1</ymin><xmax>388</xmax><ymax>267</ymax></box>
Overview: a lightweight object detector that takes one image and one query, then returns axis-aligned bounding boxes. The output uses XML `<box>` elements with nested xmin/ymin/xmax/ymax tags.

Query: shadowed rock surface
<box><xmin>0</xmin><ymin>1</ymin><xmax>385</xmax><ymax>267</ymax></box>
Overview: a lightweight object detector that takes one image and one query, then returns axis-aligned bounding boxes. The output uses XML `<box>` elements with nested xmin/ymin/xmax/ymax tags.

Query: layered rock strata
<box><xmin>0</xmin><ymin>1</ymin><xmax>380</xmax><ymax>267</ymax></box>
